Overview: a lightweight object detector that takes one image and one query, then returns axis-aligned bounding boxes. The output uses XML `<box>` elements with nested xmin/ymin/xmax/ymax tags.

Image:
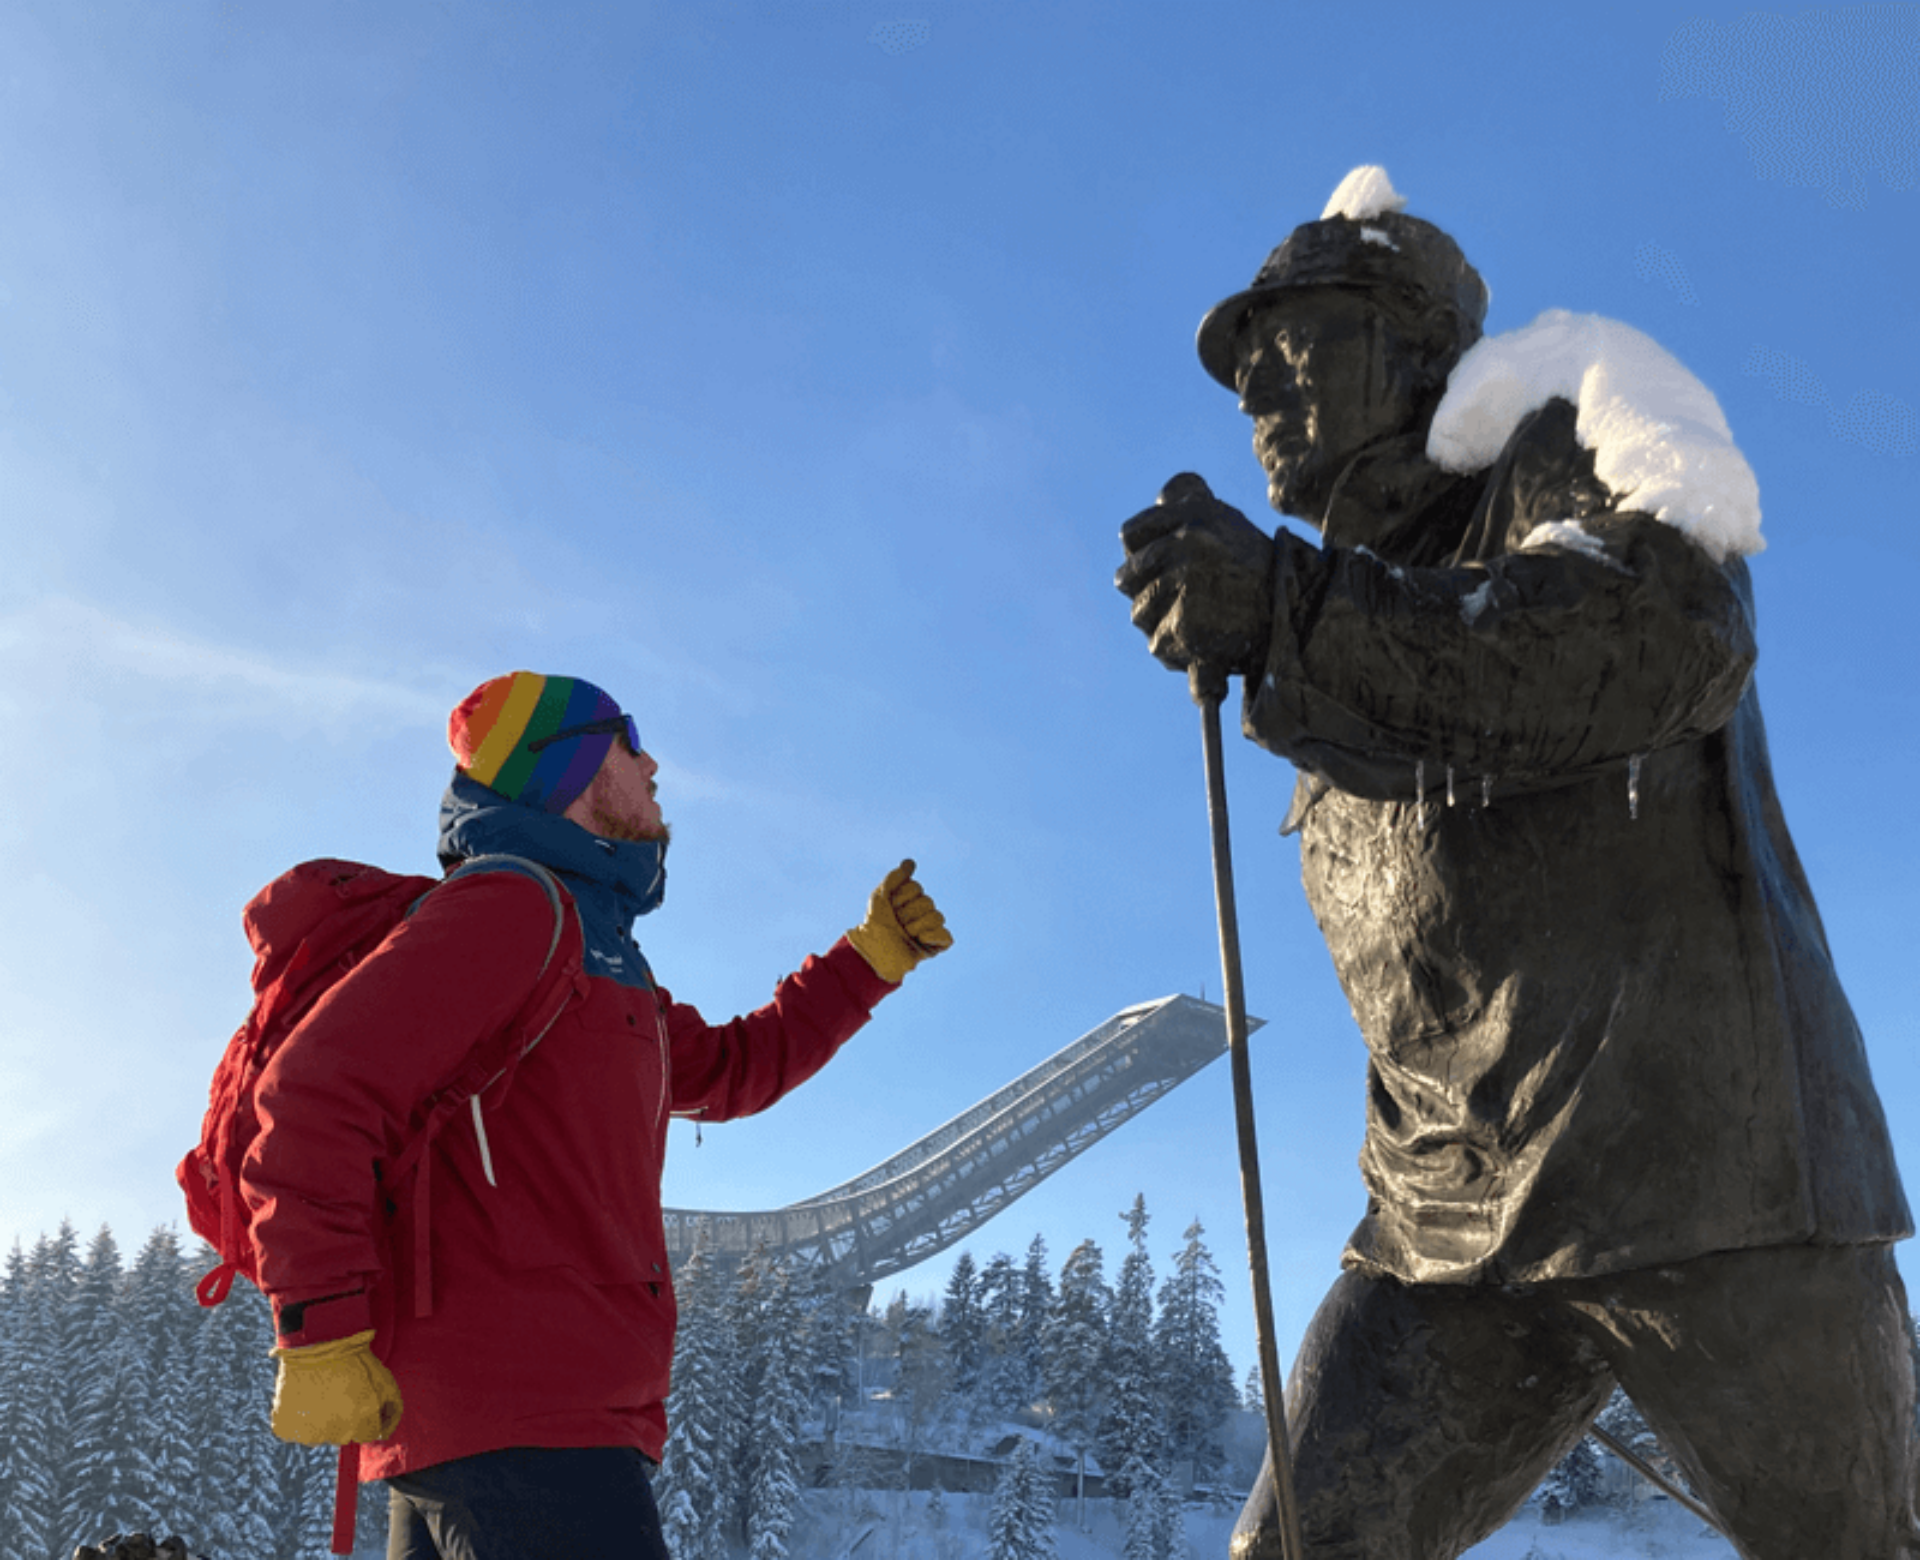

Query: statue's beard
<box><xmin>1260</xmin><ymin>445</ymin><xmax>1339</xmax><ymax>524</ymax></box>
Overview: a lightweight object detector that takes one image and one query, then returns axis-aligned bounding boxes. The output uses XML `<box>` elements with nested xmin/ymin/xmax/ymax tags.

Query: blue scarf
<box><xmin>437</xmin><ymin>773</ymin><xmax>667</xmax><ymax>990</ymax></box>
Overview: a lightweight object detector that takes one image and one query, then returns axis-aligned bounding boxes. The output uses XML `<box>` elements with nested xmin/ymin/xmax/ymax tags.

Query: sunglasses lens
<box><xmin>623</xmin><ymin>715</ymin><xmax>642</xmax><ymax>754</ymax></box>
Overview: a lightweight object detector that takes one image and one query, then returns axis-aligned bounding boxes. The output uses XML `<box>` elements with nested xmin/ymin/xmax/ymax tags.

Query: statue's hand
<box><xmin>1116</xmin><ymin>473</ymin><xmax>1275</xmax><ymax>684</ymax></box>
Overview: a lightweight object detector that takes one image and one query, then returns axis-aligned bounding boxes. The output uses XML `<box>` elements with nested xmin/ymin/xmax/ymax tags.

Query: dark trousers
<box><xmin>386</xmin><ymin>1446</ymin><xmax>672</xmax><ymax>1560</ymax></box>
<box><xmin>1232</xmin><ymin>1243</ymin><xmax>1920</xmax><ymax>1560</ymax></box>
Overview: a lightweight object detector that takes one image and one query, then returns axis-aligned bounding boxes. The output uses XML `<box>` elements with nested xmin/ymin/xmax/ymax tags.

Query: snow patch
<box><xmin>1321</xmin><ymin>165</ymin><xmax>1407</xmax><ymax>222</ymax></box>
<box><xmin>1354</xmin><ymin>544</ymin><xmax>1406</xmax><ymax>581</ymax></box>
<box><xmin>1519</xmin><ymin>520</ymin><xmax>1635</xmax><ymax>575</ymax></box>
<box><xmin>1460</xmin><ymin>578</ymin><xmax>1496</xmax><ymax>625</ymax></box>
<box><xmin>1427</xmin><ymin>310</ymin><xmax>1764</xmax><ymax>563</ymax></box>
<box><xmin>1360</xmin><ymin>225</ymin><xmax>1400</xmax><ymax>251</ymax></box>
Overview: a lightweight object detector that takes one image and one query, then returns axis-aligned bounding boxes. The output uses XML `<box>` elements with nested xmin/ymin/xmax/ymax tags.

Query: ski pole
<box><xmin>1586</xmin><ymin>1423</ymin><xmax>1727</xmax><ymax>1534</ymax></box>
<box><xmin>1191</xmin><ymin>662</ymin><xmax>1305</xmax><ymax>1560</ymax></box>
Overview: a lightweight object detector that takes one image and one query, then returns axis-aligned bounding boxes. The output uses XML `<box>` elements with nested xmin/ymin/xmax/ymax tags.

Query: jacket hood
<box><xmin>437</xmin><ymin>773</ymin><xmax>668</xmax><ymax>929</ymax></box>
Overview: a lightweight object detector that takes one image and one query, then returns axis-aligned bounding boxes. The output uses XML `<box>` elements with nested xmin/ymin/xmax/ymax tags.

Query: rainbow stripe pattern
<box><xmin>447</xmin><ymin>671</ymin><xmax>626</xmax><ymax>813</ymax></box>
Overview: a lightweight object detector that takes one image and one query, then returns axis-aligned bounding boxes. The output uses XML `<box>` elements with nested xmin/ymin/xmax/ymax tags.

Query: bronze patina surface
<box><xmin>1116</xmin><ymin>167</ymin><xmax>1914</xmax><ymax>1560</ymax></box>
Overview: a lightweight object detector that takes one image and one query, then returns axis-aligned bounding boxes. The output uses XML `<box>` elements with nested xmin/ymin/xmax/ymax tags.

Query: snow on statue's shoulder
<box><xmin>1427</xmin><ymin>309</ymin><xmax>1764</xmax><ymax>562</ymax></box>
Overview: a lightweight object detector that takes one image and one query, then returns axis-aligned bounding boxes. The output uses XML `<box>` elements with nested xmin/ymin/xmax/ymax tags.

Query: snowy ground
<box><xmin>763</xmin><ymin>1488</ymin><xmax>1738</xmax><ymax>1558</ymax></box>
<box><xmin>1461</xmin><ymin>1501</ymin><xmax>1736</xmax><ymax>1560</ymax></box>
<box><xmin>341</xmin><ymin>1484</ymin><xmax>1736</xmax><ymax>1557</ymax></box>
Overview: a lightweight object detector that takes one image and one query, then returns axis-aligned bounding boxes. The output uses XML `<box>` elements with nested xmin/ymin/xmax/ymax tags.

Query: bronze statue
<box><xmin>1116</xmin><ymin>165</ymin><xmax>1916</xmax><ymax>1560</ymax></box>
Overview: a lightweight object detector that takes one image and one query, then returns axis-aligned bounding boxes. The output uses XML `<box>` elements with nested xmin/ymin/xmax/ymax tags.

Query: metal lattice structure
<box><xmin>662</xmin><ymin>993</ymin><xmax>1260</xmax><ymax>1288</ymax></box>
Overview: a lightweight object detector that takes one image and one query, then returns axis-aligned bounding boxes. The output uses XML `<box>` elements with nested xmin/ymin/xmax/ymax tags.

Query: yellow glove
<box><xmin>847</xmin><ymin>859</ymin><xmax>953</xmax><ymax>983</ymax></box>
<box><xmin>269</xmin><ymin>1329</ymin><xmax>403</xmax><ymax>1445</ymax></box>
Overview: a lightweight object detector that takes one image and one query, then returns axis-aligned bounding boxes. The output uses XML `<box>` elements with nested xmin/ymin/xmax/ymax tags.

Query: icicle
<box><xmin>1627</xmin><ymin>754</ymin><xmax>1644</xmax><ymax>821</ymax></box>
<box><xmin>1445</xmin><ymin>765</ymin><xmax>1457</xmax><ymax>808</ymax></box>
<box><xmin>1481</xmin><ymin>774</ymin><xmax>1493</xmax><ymax>808</ymax></box>
<box><xmin>1415</xmin><ymin>760</ymin><xmax>1428</xmax><ymax>829</ymax></box>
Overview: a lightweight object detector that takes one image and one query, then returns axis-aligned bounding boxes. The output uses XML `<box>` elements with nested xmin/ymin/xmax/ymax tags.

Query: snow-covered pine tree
<box><xmin>121</xmin><ymin>1228</ymin><xmax>200</xmax><ymax>1538</ymax></box>
<box><xmin>723</xmin><ymin>1249</ymin><xmax>773</xmax><ymax>1540</ymax></box>
<box><xmin>1097</xmin><ymin>1196</ymin><xmax>1161</xmax><ymax>1497</ymax></box>
<box><xmin>0</xmin><ymin>1236</ymin><xmax>61</xmax><ymax>1560</ymax></box>
<box><xmin>1015</xmin><ymin>1235</ymin><xmax>1054</xmax><ymax>1409</ymax></box>
<box><xmin>1592</xmin><ymin>1386</ymin><xmax>1653</xmax><ymax>1456</ymax></box>
<box><xmin>1589</xmin><ymin>1385</ymin><xmax>1680</xmax><ymax>1508</ymax></box>
<box><xmin>889</xmin><ymin>1293</ymin><xmax>948</xmax><ymax>1489</ymax></box>
<box><xmin>987</xmin><ymin>1442</ymin><xmax>1025</xmax><ymax>1560</ymax></box>
<box><xmin>974</xmin><ymin>1251</ymin><xmax>1025</xmax><ymax>1415</ymax></box>
<box><xmin>1536</xmin><ymin>1432</ymin><xmax>1604</xmax><ymax>1522</ymax></box>
<box><xmin>58</xmin><ymin>1227</ymin><xmax>146</xmax><ymax>1548</ymax></box>
<box><xmin>1121</xmin><ymin>1452</ymin><xmax>1161</xmax><ymax>1560</ymax></box>
<box><xmin>0</xmin><ymin>1244</ymin><xmax>20</xmax><ymax>1559</ymax></box>
<box><xmin>659</xmin><ymin>1485</ymin><xmax>702</xmax><ymax>1557</ymax></box>
<box><xmin>746</xmin><ymin>1263</ymin><xmax>808</xmax><ymax>1560</ymax></box>
<box><xmin>1122</xmin><ymin>1450</ymin><xmax>1185</xmax><ymax>1560</ymax></box>
<box><xmin>987</xmin><ymin>1437</ymin><xmax>1058</xmax><ymax>1560</ymax></box>
<box><xmin>186</xmin><ymin>1271</ymin><xmax>278</xmax><ymax>1558</ymax></box>
<box><xmin>267</xmin><ymin>1435</ymin><xmax>338</xmax><ymax>1560</ymax></box>
<box><xmin>1153</xmin><ymin>1222</ymin><xmax>1236</xmax><ymax>1482</ymax></box>
<box><xmin>789</xmin><ymin>1257</ymin><xmax>855</xmax><ymax>1426</ymax></box>
<box><xmin>1043</xmin><ymin>1239</ymin><xmax>1108</xmax><ymax>1518</ymax></box>
<box><xmin>655</xmin><ymin>1239</ymin><xmax>736</xmax><ymax>1560</ymax></box>
<box><xmin>939</xmin><ymin>1250</ymin><xmax>985</xmax><ymax>1396</ymax></box>
<box><xmin>1241</xmin><ymin>1361</ymin><xmax>1263</xmax><ymax>1415</ymax></box>
<box><xmin>1152</xmin><ymin>1452</ymin><xmax>1187</xmax><ymax>1560</ymax></box>
<box><xmin>875</xmin><ymin>1287</ymin><xmax>907</xmax><ymax>1382</ymax></box>
<box><xmin>1</xmin><ymin>1223</ymin><xmax>79</xmax><ymax>1560</ymax></box>
<box><xmin>352</xmin><ymin>1469</ymin><xmax>390</xmax><ymax>1556</ymax></box>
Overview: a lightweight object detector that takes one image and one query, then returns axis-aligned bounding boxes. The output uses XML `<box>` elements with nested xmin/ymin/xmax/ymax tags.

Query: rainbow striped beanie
<box><xmin>448</xmin><ymin>671</ymin><xmax>627</xmax><ymax>813</ymax></box>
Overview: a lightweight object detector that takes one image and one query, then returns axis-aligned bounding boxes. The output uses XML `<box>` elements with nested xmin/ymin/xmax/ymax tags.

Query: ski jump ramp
<box><xmin>661</xmin><ymin>994</ymin><xmax>1261</xmax><ymax>1290</ymax></box>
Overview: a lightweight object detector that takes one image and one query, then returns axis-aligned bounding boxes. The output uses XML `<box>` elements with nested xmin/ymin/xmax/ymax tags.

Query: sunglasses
<box><xmin>525</xmin><ymin>713</ymin><xmax>641</xmax><ymax>755</ymax></box>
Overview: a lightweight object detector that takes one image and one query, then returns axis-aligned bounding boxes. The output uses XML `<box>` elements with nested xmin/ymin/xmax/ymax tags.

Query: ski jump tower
<box><xmin>661</xmin><ymin>994</ymin><xmax>1259</xmax><ymax>1290</ymax></box>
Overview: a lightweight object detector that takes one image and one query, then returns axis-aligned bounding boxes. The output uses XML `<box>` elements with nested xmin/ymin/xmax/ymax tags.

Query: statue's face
<box><xmin>1234</xmin><ymin>290</ymin><xmax>1427</xmax><ymax>522</ymax></box>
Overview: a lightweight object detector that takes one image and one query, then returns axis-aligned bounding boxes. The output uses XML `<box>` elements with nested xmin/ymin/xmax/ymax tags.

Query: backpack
<box><xmin>176</xmin><ymin>854</ymin><xmax>584</xmax><ymax>1555</ymax></box>
<box><xmin>177</xmin><ymin>854</ymin><xmax>584</xmax><ymax>1308</ymax></box>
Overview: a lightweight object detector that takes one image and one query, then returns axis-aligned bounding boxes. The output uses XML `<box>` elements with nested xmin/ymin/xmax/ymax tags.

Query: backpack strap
<box><xmin>320</xmin><ymin>863</ymin><xmax>578</xmax><ymax>1556</ymax></box>
<box><xmin>384</xmin><ymin>854</ymin><xmax>585</xmax><ymax>1320</ymax></box>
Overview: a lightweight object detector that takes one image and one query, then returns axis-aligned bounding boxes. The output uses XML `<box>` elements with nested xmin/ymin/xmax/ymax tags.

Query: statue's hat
<box><xmin>1196</xmin><ymin>166</ymin><xmax>1489</xmax><ymax>389</ymax></box>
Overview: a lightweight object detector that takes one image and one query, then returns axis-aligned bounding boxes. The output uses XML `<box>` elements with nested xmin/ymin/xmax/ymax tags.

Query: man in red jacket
<box><xmin>243</xmin><ymin>671</ymin><xmax>951</xmax><ymax>1560</ymax></box>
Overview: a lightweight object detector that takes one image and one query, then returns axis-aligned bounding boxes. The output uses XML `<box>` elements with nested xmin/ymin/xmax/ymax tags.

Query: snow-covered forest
<box><xmin>655</xmin><ymin>1197</ymin><xmax>1242</xmax><ymax>1560</ymax></box>
<box><xmin>0</xmin><ymin>1223</ymin><xmax>371</xmax><ymax>1560</ymax></box>
<box><xmin>0</xmin><ymin>1202</ymin><xmax>1245</xmax><ymax>1560</ymax></box>
<box><xmin>6</xmin><ymin>1202</ymin><xmax>1906</xmax><ymax>1558</ymax></box>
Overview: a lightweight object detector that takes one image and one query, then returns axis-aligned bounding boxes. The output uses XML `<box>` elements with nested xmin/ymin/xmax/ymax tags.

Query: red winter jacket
<box><xmin>241</xmin><ymin>862</ymin><xmax>891</xmax><ymax>1478</ymax></box>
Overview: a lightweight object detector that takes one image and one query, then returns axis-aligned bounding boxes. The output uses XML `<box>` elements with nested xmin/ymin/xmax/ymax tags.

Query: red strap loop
<box><xmin>331</xmin><ymin>1443</ymin><xmax>359</xmax><ymax>1554</ymax></box>
<box><xmin>195</xmin><ymin>1262</ymin><xmax>237</xmax><ymax>1308</ymax></box>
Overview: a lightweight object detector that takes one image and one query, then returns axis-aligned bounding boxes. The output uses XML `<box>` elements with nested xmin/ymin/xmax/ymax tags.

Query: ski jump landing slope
<box><xmin>661</xmin><ymin>994</ymin><xmax>1262</xmax><ymax>1290</ymax></box>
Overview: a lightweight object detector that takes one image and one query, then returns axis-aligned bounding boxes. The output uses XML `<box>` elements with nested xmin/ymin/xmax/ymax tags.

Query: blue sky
<box><xmin>3</xmin><ymin>0</ymin><xmax>1916</xmax><ymax>1386</ymax></box>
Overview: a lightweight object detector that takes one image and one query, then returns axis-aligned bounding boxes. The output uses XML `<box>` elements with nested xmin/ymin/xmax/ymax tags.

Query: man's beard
<box><xmin>586</xmin><ymin>804</ymin><xmax>671</xmax><ymax>845</ymax></box>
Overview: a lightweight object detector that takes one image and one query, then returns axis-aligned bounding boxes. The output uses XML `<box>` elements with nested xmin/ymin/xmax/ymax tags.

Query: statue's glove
<box><xmin>269</xmin><ymin>1329</ymin><xmax>403</xmax><ymax>1445</ymax></box>
<box><xmin>1116</xmin><ymin>473</ymin><xmax>1276</xmax><ymax>692</ymax></box>
<box><xmin>848</xmin><ymin>859</ymin><xmax>952</xmax><ymax>983</ymax></box>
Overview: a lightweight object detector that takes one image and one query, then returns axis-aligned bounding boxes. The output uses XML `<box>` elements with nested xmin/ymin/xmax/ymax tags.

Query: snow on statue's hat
<box><xmin>1196</xmin><ymin>166</ymin><xmax>1490</xmax><ymax>389</ymax></box>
